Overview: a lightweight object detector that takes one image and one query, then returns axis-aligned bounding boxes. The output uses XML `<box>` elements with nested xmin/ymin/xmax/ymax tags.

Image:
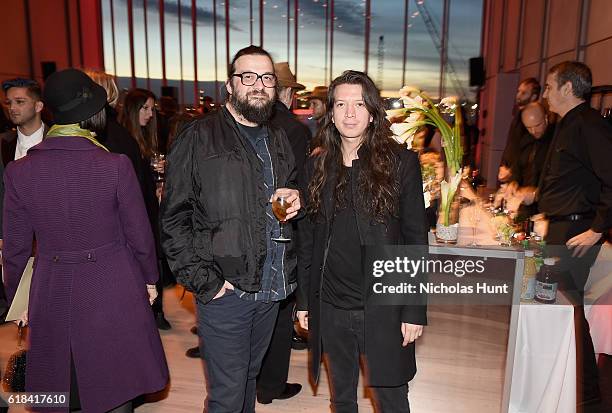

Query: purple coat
<box><xmin>3</xmin><ymin>136</ymin><xmax>169</xmax><ymax>412</ymax></box>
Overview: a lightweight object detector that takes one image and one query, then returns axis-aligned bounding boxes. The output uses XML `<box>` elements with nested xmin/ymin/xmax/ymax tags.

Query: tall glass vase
<box><xmin>435</xmin><ymin>172</ymin><xmax>462</xmax><ymax>244</ymax></box>
<box><xmin>435</xmin><ymin>192</ymin><xmax>460</xmax><ymax>243</ymax></box>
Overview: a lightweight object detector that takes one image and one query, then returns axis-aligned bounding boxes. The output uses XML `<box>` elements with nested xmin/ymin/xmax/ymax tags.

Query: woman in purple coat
<box><xmin>2</xmin><ymin>69</ymin><xmax>169</xmax><ymax>412</ymax></box>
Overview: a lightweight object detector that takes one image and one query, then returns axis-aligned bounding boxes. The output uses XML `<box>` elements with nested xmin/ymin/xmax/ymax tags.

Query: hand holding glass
<box><xmin>271</xmin><ymin>196</ymin><xmax>291</xmax><ymax>242</ymax></box>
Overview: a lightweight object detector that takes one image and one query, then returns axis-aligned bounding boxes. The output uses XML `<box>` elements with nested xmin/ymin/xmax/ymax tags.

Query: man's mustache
<box><xmin>247</xmin><ymin>90</ymin><xmax>268</xmax><ymax>97</ymax></box>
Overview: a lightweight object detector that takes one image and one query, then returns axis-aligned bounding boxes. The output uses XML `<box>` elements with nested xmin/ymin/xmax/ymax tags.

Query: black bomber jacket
<box><xmin>160</xmin><ymin>107</ymin><xmax>298</xmax><ymax>303</ymax></box>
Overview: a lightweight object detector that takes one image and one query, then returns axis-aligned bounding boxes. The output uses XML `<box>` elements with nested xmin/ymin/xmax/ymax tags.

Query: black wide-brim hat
<box><xmin>43</xmin><ymin>68</ymin><xmax>107</xmax><ymax>124</ymax></box>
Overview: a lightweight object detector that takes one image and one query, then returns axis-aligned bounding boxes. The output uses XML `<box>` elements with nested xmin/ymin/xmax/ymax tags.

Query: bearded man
<box><xmin>498</xmin><ymin>77</ymin><xmax>541</xmax><ymax>183</ymax></box>
<box><xmin>160</xmin><ymin>45</ymin><xmax>301</xmax><ymax>412</ymax></box>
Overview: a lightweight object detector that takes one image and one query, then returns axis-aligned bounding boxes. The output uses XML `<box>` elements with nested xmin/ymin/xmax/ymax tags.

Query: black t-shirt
<box><xmin>236</xmin><ymin>123</ymin><xmax>265</xmax><ymax>144</ymax></box>
<box><xmin>321</xmin><ymin>166</ymin><xmax>363</xmax><ymax>310</ymax></box>
<box><xmin>515</xmin><ymin>124</ymin><xmax>554</xmax><ymax>187</ymax></box>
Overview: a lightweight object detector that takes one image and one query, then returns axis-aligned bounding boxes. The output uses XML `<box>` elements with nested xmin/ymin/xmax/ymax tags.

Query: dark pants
<box><xmin>320</xmin><ymin>301</ymin><xmax>410</xmax><ymax>413</ymax></box>
<box><xmin>0</xmin><ymin>282</ymin><xmax>8</xmax><ymax>322</ymax></box>
<box><xmin>546</xmin><ymin>219</ymin><xmax>601</xmax><ymax>401</ymax></box>
<box><xmin>151</xmin><ymin>281</ymin><xmax>164</xmax><ymax>314</ymax></box>
<box><xmin>257</xmin><ymin>295</ymin><xmax>294</xmax><ymax>399</ymax></box>
<box><xmin>197</xmin><ymin>290</ymin><xmax>279</xmax><ymax>413</ymax></box>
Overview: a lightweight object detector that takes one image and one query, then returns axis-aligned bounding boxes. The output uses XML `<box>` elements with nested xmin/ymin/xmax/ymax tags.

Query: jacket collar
<box><xmin>27</xmin><ymin>135</ymin><xmax>102</xmax><ymax>152</ymax></box>
<box><xmin>1</xmin><ymin>123</ymin><xmax>49</xmax><ymax>166</ymax></box>
<box><xmin>273</xmin><ymin>101</ymin><xmax>291</xmax><ymax>115</ymax></box>
<box><xmin>560</xmin><ymin>101</ymin><xmax>589</xmax><ymax>125</ymax></box>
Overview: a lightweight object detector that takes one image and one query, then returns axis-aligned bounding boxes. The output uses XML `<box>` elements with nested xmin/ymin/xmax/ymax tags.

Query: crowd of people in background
<box><xmin>0</xmin><ymin>44</ymin><xmax>609</xmax><ymax>413</ymax></box>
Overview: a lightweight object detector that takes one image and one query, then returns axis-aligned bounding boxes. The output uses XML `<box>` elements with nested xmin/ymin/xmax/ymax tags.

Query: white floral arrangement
<box><xmin>386</xmin><ymin>86</ymin><xmax>464</xmax><ymax>225</ymax></box>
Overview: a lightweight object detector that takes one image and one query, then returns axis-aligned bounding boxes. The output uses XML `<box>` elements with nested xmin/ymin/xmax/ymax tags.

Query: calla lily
<box><xmin>440</xmin><ymin>96</ymin><xmax>458</xmax><ymax>107</ymax></box>
<box><xmin>406</xmin><ymin>111</ymin><xmax>424</xmax><ymax>123</ymax></box>
<box><xmin>390</xmin><ymin>122</ymin><xmax>414</xmax><ymax>136</ymax></box>
<box><xmin>385</xmin><ymin>108</ymin><xmax>408</xmax><ymax>121</ymax></box>
<box><xmin>399</xmin><ymin>85</ymin><xmax>421</xmax><ymax>98</ymax></box>
<box><xmin>401</xmin><ymin>95</ymin><xmax>426</xmax><ymax>110</ymax></box>
<box><xmin>391</xmin><ymin>128</ymin><xmax>416</xmax><ymax>145</ymax></box>
<box><xmin>423</xmin><ymin>186</ymin><xmax>431</xmax><ymax>209</ymax></box>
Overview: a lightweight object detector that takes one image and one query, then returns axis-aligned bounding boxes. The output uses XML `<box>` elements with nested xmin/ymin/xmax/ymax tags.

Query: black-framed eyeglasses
<box><xmin>232</xmin><ymin>72</ymin><xmax>277</xmax><ymax>88</ymax></box>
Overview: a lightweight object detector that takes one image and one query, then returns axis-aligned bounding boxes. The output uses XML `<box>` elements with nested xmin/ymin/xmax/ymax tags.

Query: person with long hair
<box><xmin>121</xmin><ymin>88</ymin><xmax>158</xmax><ymax>159</ymax></box>
<box><xmin>296</xmin><ymin>70</ymin><xmax>427</xmax><ymax>412</ymax></box>
<box><xmin>3</xmin><ymin>69</ymin><xmax>168</xmax><ymax>413</ymax></box>
<box><xmin>81</xmin><ymin>69</ymin><xmax>145</xmax><ymax>188</ymax></box>
<box><xmin>121</xmin><ymin>88</ymin><xmax>171</xmax><ymax>330</ymax></box>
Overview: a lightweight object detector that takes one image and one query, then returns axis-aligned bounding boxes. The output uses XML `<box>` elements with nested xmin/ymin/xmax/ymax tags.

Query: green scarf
<box><xmin>46</xmin><ymin>124</ymin><xmax>109</xmax><ymax>152</ymax></box>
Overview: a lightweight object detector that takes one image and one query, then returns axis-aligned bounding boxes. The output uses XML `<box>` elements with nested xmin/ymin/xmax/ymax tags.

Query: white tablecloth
<box><xmin>455</xmin><ymin>204</ymin><xmax>576</xmax><ymax>413</ymax></box>
<box><xmin>509</xmin><ymin>297</ymin><xmax>576</xmax><ymax>413</ymax></box>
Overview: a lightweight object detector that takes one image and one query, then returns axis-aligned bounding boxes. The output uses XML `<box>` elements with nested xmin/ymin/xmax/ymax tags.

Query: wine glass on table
<box><xmin>467</xmin><ymin>199</ymin><xmax>481</xmax><ymax>247</ymax></box>
<box><xmin>271</xmin><ymin>195</ymin><xmax>291</xmax><ymax>242</ymax></box>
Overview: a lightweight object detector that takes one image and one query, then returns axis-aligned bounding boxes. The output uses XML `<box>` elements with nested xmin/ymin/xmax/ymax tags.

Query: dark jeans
<box><xmin>257</xmin><ymin>295</ymin><xmax>294</xmax><ymax>399</ymax></box>
<box><xmin>197</xmin><ymin>290</ymin><xmax>279</xmax><ymax>413</ymax></box>
<box><xmin>546</xmin><ymin>220</ymin><xmax>601</xmax><ymax>400</ymax></box>
<box><xmin>320</xmin><ymin>301</ymin><xmax>410</xmax><ymax>413</ymax></box>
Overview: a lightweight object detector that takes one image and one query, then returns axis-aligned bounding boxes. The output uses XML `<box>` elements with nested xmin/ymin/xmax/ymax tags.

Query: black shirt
<box><xmin>538</xmin><ymin>103</ymin><xmax>612</xmax><ymax>233</ymax></box>
<box><xmin>322</xmin><ymin>166</ymin><xmax>363</xmax><ymax>310</ymax></box>
<box><xmin>515</xmin><ymin>124</ymin><xmax>554</xmax><ymax>187</ymax></box>
<box><xmin>500</xmin><ymin>111</ymin><xmax>531</xmax><ymax>181</ymax></box>
<box><xmin>270</xmin><ymin>101</ymin><xmax>311</xmax><ymax>175</ymax></box>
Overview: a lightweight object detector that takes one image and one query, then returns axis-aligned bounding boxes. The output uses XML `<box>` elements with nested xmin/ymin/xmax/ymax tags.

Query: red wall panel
<box><xmin>502</xmin><ymin>0</ymin><xmax>521</xmax><ymax>72</ymax></box>
<box><xmin>546</xmin><ymin>0</ymin><xmax>580</xmax><ymax>57</ymax></box>
<box><xmin>0</xmin><ymin>1</ymin><xmax>31</xmax><ymax>82</ymax></box>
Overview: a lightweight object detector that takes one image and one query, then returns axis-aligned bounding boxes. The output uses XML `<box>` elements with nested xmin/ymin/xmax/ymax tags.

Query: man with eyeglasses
<box><xmin>161</xmin><ymin>45</ymin><xmax>301</xmax><ymax>412</ymax></box>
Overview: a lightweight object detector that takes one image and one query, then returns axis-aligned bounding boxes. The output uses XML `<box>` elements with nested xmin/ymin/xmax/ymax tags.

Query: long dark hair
<box><xmin>120</xmin><ymin>88</ymin><xmax>158</xmax><ymax>158</ymax></box>
<box><xmin>80</xmin><ymin>108</ymin><xmax>106</xmax><ymax>137</ymax></box>
<box><xmin>308</xmin><ymin>70</ymin><xmax>399</xmax><ymax>222</ymax></box>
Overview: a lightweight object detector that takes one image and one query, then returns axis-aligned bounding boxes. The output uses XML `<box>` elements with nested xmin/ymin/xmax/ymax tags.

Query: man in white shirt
<box><xmin>0</xmin><ymin>78</ymin><xmax>45</xmax><ymax>321</ymax></box>
<box><xmin>1</xmin><ymin>78</ymin><xmax>47</xmax><ymax>163</ymax></box>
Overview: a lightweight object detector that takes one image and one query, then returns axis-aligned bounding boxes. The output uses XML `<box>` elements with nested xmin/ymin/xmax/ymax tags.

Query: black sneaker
<box><xmin>155</xmin><ymin>312</ymin><xmax>172</xmax><ymax>330</ymax></box>
<box><xmin>185</xmin><ymin>346</ymin><xmax>201</xmax><ymax>358</ymax></box>
<box><xmin>257</xmin><ymin>383</ymin><xmax>302</xmax><ymax>404</ymax></box>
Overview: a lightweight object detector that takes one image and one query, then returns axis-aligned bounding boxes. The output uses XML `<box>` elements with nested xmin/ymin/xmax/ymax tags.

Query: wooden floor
<box><xmin>1</xmin><ymin>287</ymin><xmax>511</xmax><ymax>412</ymax></box>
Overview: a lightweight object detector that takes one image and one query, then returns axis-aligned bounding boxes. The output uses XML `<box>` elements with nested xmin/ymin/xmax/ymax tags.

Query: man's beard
<box><xmin>516</xmin><ymin>97</ymin><xmax>530</xmax><ymax>108</ymax></box>
<box><xmin>11</xmin><ymin>113</ymin><xmax>34</xmax><ymax>127</ymax></box>
<box><xmin>229</xmin><ymin>90</ymin><xmax>275</xmax><ymax>124</ymax></box>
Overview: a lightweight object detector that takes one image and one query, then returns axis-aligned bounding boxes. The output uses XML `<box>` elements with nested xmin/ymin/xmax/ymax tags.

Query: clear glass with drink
<box><xmin>150</xmin><ymin>152</ymin><xmax>165</xmax><ymax>182</ymax></box>
<box><xmin>271</xmin><ymin>196</ymin><xmax>291</xmax><ymax>242</ymax></box>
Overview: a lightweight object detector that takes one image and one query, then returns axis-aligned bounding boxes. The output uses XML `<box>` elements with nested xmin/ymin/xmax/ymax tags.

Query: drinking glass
<box><xmin>467</xmin><ymin>200</ymin><xmax>481</xmax><ymax>246</ymax></box>
<box><xmin>150</xmin><ymin>152</ymin><xmax>165</xmax><ymax>182</ymax></box>
<box><xmin>271</xmin><ymin>196</ymin><xmax>291</xmax><ymax>242</ymax></box>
